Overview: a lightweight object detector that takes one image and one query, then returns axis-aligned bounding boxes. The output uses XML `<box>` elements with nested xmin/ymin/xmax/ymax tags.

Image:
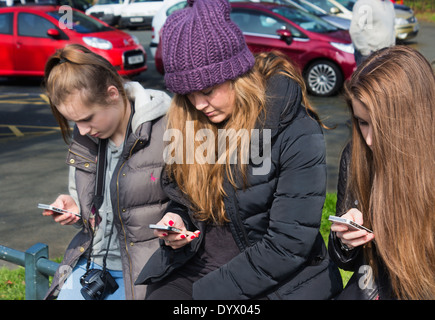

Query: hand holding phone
<box><xmin>330</xmin><ymin>209</ymin><xmax>375</xmax><ymax>250</ymax></box>
<box><xmin>39</xmin><ymin>195</ymin><xmax>81</xmax><ymax>226</ymax></box>
<box><xmin>150</xmin><ymin>212</ymin><xmax>201</xmax><ymax>250</ymax></box>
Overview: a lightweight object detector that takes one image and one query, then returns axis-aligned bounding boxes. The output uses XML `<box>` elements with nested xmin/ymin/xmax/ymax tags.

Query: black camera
<box><xmin>80</xmin><ymin>268</ymin><xmax>119</xmax><ymax>300</ymax></box>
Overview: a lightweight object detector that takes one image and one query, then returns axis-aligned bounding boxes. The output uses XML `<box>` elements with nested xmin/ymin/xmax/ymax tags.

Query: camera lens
<box><xmin>80</xmin><ymin>269</ymin><xmax>105</xmax><ymax>300</ymax></box>
<box><xmin>80</xmin><ymin>268</ymin><xmax>119</xmax><ymax>300</ymax></box>
<box><xmin>81</xmin><ymin>280</ymin><xmax>105</xmax><ymax>300</ymax></box>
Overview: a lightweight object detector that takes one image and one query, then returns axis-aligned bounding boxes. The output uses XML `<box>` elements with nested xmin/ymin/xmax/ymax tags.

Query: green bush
<box><xmin>404</xmin><ymin>0</ymin><xmax>434</xmax><ymax>12</ymax></box>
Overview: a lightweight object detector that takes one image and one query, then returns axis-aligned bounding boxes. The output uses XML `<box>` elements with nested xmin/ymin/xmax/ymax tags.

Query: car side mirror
<box><xmin>276</xmin><ymin>29</ymin><xmax>292</xmax><ymax>45</ymax></box>
<box><xmin>47</xmin><ymin>28</ymin><xmax>61</xmax><ymax>39</ymax></box>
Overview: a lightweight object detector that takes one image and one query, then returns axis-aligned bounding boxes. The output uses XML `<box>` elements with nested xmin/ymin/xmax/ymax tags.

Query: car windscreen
<box><xmin>131</xmin><ymin>0</ymin><xmax>163</xmax><ymax>2</ymax></box>
<box><xmin>47</xmin><ymin>10</ymin><xmax>112</xmax><ymax>33</ymax></box>
<box><xmin>272</xmin><ymin>7</ymin><xmax>337</xmax><ymax>33</ymax></box>
<box><xmin>292</xmin><ymin>0</ymin><xmax>325</xmax><ymax>15</ymax></box>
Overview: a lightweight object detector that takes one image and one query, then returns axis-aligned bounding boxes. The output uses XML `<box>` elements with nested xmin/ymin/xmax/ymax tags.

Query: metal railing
<box><xmin>0</xmin><ymin>243</ymin><xmax>59</xmax><ymax>300</ymax></box>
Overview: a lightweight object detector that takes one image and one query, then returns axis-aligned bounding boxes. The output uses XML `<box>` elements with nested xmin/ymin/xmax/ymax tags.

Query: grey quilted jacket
<box><xmin>45</xmin><ymin>83</ymin><xmax>171</xmax><ymax>300</ymax></box>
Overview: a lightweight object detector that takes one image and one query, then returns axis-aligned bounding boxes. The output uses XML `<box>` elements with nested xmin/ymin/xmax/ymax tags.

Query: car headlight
<box><xmin>83</xmin><ymin>37</ymin><xmax>113</xmax><ymax>50</ymax></box>
<box><xmin>330</xmin><ymin>42</ymin><xmax>354</xmax><ymax>54</ymax></box>
<box><xmin>395</xmin><ymin>17</ymin><xmax>408</xmax><ymax>26</ymax></box>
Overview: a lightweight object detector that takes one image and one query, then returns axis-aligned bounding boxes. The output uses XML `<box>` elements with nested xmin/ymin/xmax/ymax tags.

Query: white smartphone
<box><xmin>38</xmin><ymin>203</ymin><xmax>81</xmax><ymax>217</ymax></box>
<box><xmin>328</xmin><ymin>215</ymin><xmax>373</xmax><ymax>233</ymax></box>
<box><xmin>149</xmin><ymin>224</ymin><xmax>182</xmax><ymax>233</ymax></box>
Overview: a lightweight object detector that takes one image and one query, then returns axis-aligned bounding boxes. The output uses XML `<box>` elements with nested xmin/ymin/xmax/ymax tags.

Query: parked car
<box><xmin>119</xmin><ymin>0</ymin><xmax>167</xmax><ymax>29</ymax></box>
<box><xmin>286</xmin><ymin>0</ymin><xmax>350</xmax><ymax>29</ymax></box>
<box><xmin>155</xmin><ymin>1</ymin><xmax>356</xmax><ymax>96</ymax></box>
<box><xmin>0</xmin><ymin>5</ymin><xmax>147</xmax><ymax>77</ymax></box>
<box><xmin>244</xmin><ymin>0</ymin><xmax>351</xmax><ymax>29</ymax></box>
<box><xmin>150</xmin><ymin>0</ymin><xmax>185</xmax><ymax>57</ymax></box>
<box><xmin>86</xmin><ymin>0</ymin><xmax>131</xmax><ymax>26</ymax></box>
<box><xmin>394</xmin><ymin>6</ymin><xmax>419</xmax><ymax>41</ymax></box>
<box><xmin>1</xmin><ymin>0</ymin><xmax>91</xmax><ymax>11</ymax></box>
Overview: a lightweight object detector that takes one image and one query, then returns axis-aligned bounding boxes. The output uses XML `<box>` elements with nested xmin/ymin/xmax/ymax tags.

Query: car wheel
<box><xmin>305</xmin><ymin>60</ymin><xmax>343</xmax><ymax>97</ymax></box>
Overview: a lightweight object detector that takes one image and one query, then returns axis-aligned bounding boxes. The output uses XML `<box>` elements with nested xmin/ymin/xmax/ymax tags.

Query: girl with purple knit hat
<box><xmin>136</xmin><ymin>0</ymin><xmax>343</xmax><ymax>300</ymax></box>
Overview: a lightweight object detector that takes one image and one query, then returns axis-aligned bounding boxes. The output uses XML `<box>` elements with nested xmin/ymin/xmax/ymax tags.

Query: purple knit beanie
<box><xmin>161</xmin><ymin>0</ymin><xmax>255</xmax><ymax>95</ymax></box>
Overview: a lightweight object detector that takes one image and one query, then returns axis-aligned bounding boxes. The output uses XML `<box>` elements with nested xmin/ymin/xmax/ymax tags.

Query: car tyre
<box><xmin>305</xmin><ymin>60</ymin><xmax>343</xmax><ymax>97</ymax></box>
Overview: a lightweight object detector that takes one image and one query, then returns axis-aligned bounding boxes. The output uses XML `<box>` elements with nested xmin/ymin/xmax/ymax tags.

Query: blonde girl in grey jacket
<box><xmin>42</xmin><ymin>44</ymin><xmax>170</xmax><ymax>300</ymax></box>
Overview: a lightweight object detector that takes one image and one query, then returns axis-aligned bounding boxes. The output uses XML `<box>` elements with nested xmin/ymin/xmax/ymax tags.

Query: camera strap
<box><xmin>85</xmin><ymin>137</ymin><xmax>108</xmax><ymax>273</ymax></box>
<box><xmin>93</xmin><ymin>138</ymin><xmax>108</xmax><ymax>212</ymax></box>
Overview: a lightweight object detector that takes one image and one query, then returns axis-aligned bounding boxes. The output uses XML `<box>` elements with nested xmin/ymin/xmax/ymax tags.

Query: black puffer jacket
<box><xmin>136</xmin><ymin>75</ymin><xmax>343</xmax><ymax>299</ymax></box>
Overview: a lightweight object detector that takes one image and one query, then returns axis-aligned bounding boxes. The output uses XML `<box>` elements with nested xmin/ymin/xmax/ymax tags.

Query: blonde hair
<box><xmin>344</xmin><ymin>46</ymin><xmax>435</xmax><ymax>299</ymax></box>
<box><xmin>166</xmin><ymin>51</ymin><xmax>322</xmax><ymax>224</ymax></box>
<box><xmin>44</xmin><ymin>44</ymin><xmax>127</xmax><ymax>143</ymax></box>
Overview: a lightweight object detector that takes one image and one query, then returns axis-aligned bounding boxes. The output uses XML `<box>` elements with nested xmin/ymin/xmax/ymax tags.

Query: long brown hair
<box><xmin>166</xmin><ymin>51</ymin><xmax>323</xmax><ymax>224</ymax></box>
<box><xmin>344</xmin><ymin>46</ymin><xmax>435</xmax><ymax>299</ymax></box>
<box><xmin>44</xmin><ymin>44</ymin><xmax>127</xmax><ymax>143</ymax></box>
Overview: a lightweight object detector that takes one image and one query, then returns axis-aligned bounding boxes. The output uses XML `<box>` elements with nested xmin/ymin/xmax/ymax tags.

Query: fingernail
<box><xmin>190</xmin><ymin>235</ymin><xmax>196</xmax><ymax>240</ymax></box>
<box><xmin>180</xmin><ymin>234</ymin><xmax>186</xmax><ymax>239</ymax></box>
<box><xmin>168</xmin><ymin>220</ymin><xmax>174</xmax><ymax>226</ymax></box>
<box><xmin>162</xmin><ymin>233</ymin><xmax>168</xmax><ymax>237</ymax></box>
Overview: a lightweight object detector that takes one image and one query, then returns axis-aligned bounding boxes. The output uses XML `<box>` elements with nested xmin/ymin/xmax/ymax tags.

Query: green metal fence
<box><xmin>0</xmin><ymin>243</ymin><xmax>59</xmax><ymax>300</ymax></box>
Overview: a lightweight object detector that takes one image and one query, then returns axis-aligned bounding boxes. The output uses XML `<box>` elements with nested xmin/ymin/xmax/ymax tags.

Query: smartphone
<box><xmin>149</xmin><ymin>224</ymin><xmax>182</xmax><ymax>233</ymax></box>
<box><xmin>38</xmin><ymin>203</ymin><xmax>81</xmax><ymax>217</ymax></box>
<box><xmin>328</xmin><ymin>215</ymin><xmax>373</xmax><ymax>233</ymax></box>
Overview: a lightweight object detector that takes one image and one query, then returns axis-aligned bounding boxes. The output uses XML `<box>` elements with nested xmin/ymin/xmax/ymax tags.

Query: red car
<box><xmin>156</xmin><ymin>1</ymin><xmax>356</xmax><ymax>96</ymax></box>
<box><xmin>0</xmin><ymin>5</ymin><xmax>147</xmax><ymax>77</ymax></box>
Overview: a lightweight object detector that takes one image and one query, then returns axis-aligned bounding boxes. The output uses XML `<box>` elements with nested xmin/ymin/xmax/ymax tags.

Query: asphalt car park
<box><xmin>0</xmin><ymin>20</ymin><xmax>433</xmax><ymax>268</ymax></box>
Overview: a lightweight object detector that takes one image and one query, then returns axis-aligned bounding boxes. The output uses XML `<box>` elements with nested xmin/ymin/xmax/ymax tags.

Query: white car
<box><xmin>119</xmin><ymin>0</ymin><xmax>168</xmax><ymax>30</ymax></box>
<box><xmin>150</xmin><ymin>0</ymin><xmax>251</xmax><ymax>58</ymax></box>
<box><xmin>150</xmin><ymin>0</ymin><xmax>186</xmax><ymax>57</ymax></box>
<box><xmin>86</xmin><ymin>0</ymin><xmax>131</xmax><ymax>26</ymax></box>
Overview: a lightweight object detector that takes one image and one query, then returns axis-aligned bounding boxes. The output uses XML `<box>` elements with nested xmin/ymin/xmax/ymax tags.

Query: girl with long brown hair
<box><xmin>136</xmin><ymin>0</ymin><xmax>343</xmax><ymax>300</ymax></box>
<box><xmin>329</xmin><ymin>45</ymin><xmax>435</xmax><ymax>299</ymax></box>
